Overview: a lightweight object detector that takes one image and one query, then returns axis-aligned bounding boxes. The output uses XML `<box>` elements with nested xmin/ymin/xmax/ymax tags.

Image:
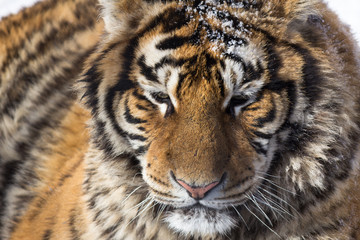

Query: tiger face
<box><xmin>132</xmin><ymin>9</ymin><xmax>288</xmax><ymax>235</ymax></box>
<box><xmin>79</xmin><ymin>0</ymin><xmax>357</xmax><ymax>238</ymax></box>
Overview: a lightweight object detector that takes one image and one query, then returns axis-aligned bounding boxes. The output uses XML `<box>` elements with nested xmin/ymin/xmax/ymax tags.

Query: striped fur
<box><xmin>1</xmin><ymin>0</ymin><xmax>360</xmax><ymax>239</ymax></box>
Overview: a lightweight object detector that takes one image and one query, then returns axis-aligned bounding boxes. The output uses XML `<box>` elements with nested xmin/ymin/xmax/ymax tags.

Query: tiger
<box><xmin>1</xmin><ymin>0</ymin><xmax>360</xmax><ymax>239</ymax></box>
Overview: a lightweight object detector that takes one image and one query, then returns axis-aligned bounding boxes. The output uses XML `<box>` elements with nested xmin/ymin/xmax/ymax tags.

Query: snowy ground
<box><xmin>0</xmin><ymin>0</ymin><xmax>359</xmax><ymax>42</ymax></box>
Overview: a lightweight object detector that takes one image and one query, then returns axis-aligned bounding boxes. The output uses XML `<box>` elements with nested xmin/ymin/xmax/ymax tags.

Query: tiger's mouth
<box><xmin>153</xmin><ymin>178</ymin><xmax>263</xmax><ymax>236</ymax></box>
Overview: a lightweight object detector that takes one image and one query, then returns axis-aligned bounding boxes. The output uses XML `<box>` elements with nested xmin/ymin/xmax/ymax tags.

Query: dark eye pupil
<box><xmin>153</xmin><ymin>92</ymin><xmax>170</xmax><ymax>103</ymax></box>
<box><xmin>152</xmin><ymin>92</ymin><xmax>174</xmax><ymax>118</ymax></box>
<box><xmin>230</xmin><ymin>95</ymin><xmax>249</xmax><ymax>106</ymax></box>
<box><xmin>227</xmin><ymin>95</ymin><xmax>250</xmax><ymax>117</ymax></box>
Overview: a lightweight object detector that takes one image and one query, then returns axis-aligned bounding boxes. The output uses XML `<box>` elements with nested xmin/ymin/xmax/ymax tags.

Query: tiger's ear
<box><xmin>281</xmin><ymin>0</ymin><xmax>323</xmax><ymax>34</ymax></box>
<box><xmin>99</xmin><ymin>0</ymin><xmax>159</xmax><ymax>35</ymax></box>
<box><xmin>262</xmin><ymin>0</ymin><xmax>319</xmax><ymax>20</ymax></box>
<box><xmin>283</xmin><ymin>0</ymin><xmax>319</xmax><ymax>20</ymax></box>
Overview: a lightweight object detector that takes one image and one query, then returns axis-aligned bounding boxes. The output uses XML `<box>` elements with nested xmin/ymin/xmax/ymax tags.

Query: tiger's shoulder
<box><xmin>0</xmin><ymin>0</ymin><xmax>103</xmax><ymax>238</ymax></box>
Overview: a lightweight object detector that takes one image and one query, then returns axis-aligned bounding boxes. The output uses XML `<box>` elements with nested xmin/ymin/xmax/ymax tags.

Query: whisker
<box><xmin>257</xmin><ymin>189</ymin><xmax>294</xmax><ymax>219</ymax></box>
<box><xmin>257</xmin><ymin>176</ymin><xmax>296</xmax><ymax>195</ymax></box>
<box><xmin>156</xmin><ymin>203</ymin><xmax>167</xmax><ymax>222</ymax></box>
<box><xmin>259</xmin><ymin>184</ymin><xmax>290</xmax><ymax>206</ymax></box>
<box><xmin>223</xmin><ymin>230</ymin><xmax>232</xmax><ymax>240</ymax></box>
<box><xmin>121</xmin><ymin>186</ymin><xmax>142</xmax><ymax>205</ymax></box>
<box><xmin>132</xmin><ymin>172</ymin><xmax>142</xmax><ymax>182</ymax></box>
<box><xmin>151</xmin><ymin>201</ymin><xmax>159</xmax><ymax>215</ymax></box>
<box><xmin>255</xmin><ymin>170</ymin><xmax>281</xmax><ymax>179</ymax></box>
<box><xmin>258</xmin><ymin>187</ymin><xmax>299</xmax><ymax>215</ymax></box>
<box><xmin>126</xmin><ymin>197</ymin><xmax>155</xmax><ymax>228</ymax></box>
<box><xmin>230</xmin><ymin>204</ymin><xmax>249</xmax><ymax>231</ymax></box>
<box><xmin>255</xmin><ymin>192</ymin><xmax>294</xmax><ymax>223</ymax></box>
<box><xmin>244</xmin><ymin>203</ymin><xmax>281</xmax><ymax>239</ymax></box>
<box><xmin>254</xmin><ymin>190</ymin><xmax>280</xmax><ymax>220</ymax></box>
<box><xmin>138</xmin><ymin>198</ymin><xmax>156</xmax><ymax>217</ymax></box>
<box><xmin>246</xmin><ymin>193</ymin><xmax>273</xmax><ymax>227</ymax></box>
<box><xmin>255</xmin><ymin>190</ymin><xmax>289</xmax><ymax>220</ymax></box>
<box><xmin>126</xmin><ymin>194</ymin><xmax>152</xmax><ymax>213</ymax></box>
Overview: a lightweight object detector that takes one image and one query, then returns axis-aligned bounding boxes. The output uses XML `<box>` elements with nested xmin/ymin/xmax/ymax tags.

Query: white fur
<box><xmin>164</xmin><ymin>208</ymin><xmax>236</xmax><ymax>237</ymax></box>
<box><xmin>99</xmin><ymin>0</ymin><xmax>123</xmax><ymax>33</ymax></box>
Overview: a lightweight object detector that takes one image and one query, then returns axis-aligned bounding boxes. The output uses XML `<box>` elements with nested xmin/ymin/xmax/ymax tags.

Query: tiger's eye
<box><xmin>230</xmin><ymin>95</ymin><xmax>249</xmax><ymax>107</ymax></box>
<box><xmin>153</xmin><ymin>92</ymin><xmax>170</xmax><ymax>103</ymax></box>
<box><xmin>155</xmin><ymin>92</ymin><xmax>170</xmax><ymax>100</ymax></box>
<box><xmin>227</xmin><ymin>95</ymin><xmax>250</xmax><ymax>117</ymax></box>
<box><xmin>152</xmin><ymin>92</ymin><xmax>174</xmax><ymax>117</ymax></box>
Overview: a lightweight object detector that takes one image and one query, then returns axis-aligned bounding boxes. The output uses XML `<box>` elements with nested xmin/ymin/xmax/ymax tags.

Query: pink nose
<box><xmin>176</xmin><ymin>179</ymin><xmax>220</xmax><ymax>199</ymax></box>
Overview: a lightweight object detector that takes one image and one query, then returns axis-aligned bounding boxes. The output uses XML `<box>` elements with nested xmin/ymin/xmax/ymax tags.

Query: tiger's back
<box><xmin>1</xmin><ymin>0</ymin><xmax>360</xmax><ymax>239</ymax></box>
<box><xmin>0</xmin><ymin>0</ymin><xmax>102</xmax><ymax>238</ymax></box>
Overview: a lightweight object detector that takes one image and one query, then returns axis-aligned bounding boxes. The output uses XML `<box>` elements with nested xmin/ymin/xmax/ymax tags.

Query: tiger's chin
<box><xmin>164</xmin><ymin>206</ymin><xmax>236</xmax><ymax>237</ymax></box>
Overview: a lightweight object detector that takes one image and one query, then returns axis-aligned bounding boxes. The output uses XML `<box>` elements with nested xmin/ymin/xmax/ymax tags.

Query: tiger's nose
<box><xmin>175</xmin><ymin>178</ymin><xmax>221</xmax><ymax>200</ymax></box>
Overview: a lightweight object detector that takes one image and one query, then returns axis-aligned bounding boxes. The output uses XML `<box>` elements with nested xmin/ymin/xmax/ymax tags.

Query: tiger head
<box><xmin>79</xmin><ymin>0</ymin><xmax>357</xmax><ymax>237</ymax></box>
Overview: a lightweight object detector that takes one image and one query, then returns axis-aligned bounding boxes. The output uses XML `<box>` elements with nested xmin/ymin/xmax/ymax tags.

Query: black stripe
<box><xmin>100</xmin><ymin>217</ymin><xmax>124</xmax><ymax>238</ymax></box>
<box><xmin>255</xmin><ymin>107</ymin><xmax>276</xmax><ymax>128</ymax></box>
<box><xmin>42</xmin><ymin>229</ymin><xmax>52</xmax><ymax>240</ymax></box>
<box><xmin>175</xmin><ymin>56</ymin><xmax>198</xmax><ymax>98</ymax></box>
<box><xmin>199</xmin><ymin>14</ymin><xmax>248</xmax><ymax>47</ymax></box>
<box><xmin>134</xmin><ymin>145</ymin><xmax>149</xmax><ymax>156</ymax></box>
<box><xmin>287</xmin><ymin>43</ymin><xmax>324</xmax><ymax>104</ymax></box>
<box><xmin>258</xmin><ymin>31</ymin><xmax>298</xmax><ymax>139</ymax></box>
<box><xmin>102</xmin><ymin>7</ymin><xmax>188</xmax><ymax>153</ymax></box>
<box><xmin>138</xmin><ymin>55</ymin><xmax>159</xmax><ymax>83</ymax></box>
<box><xmin>252</xmin><ymin>130</ymin><xmax>273</xmax><ymax>139</ymax></box>
<box><xmin>58</xmin><ymin>160</ymin><xmax>82</xmax><ymax>187</ymax></box>
<box><xmin>103</xmin><ymin>7</ymin><xmax>188</xmax><ymax>133</ymax></box>
<box><xmin>7</xmin><ymin>36</ymin><xmax>93</xmax><ymax>153</ymax></box>
<box><xmin>144</xmin><ymin>0</ymin><xmax>175</xmax><ymax>2</ymax></box>
<box><xmin>0</xmin><ymin>0</ymin><xmax>60</xmax><ymax>72</ymax></box>
<box><xmin>256</xmin><ymin>24</ymin><xmax>356</xmax><ymax>216</ymax></box>
<box><xmin>105</xmin><ymin>8</ymin><xmax>188</xmax><ymax>116</ymax></box>
<box><xmin>136</xmin><ymin>104</ymin><xmax>150</xmax><ymax>111</ymax></box>
<box><xmin>1</xmin><ymin>18</ymin><xmax>95</xmax><ymax>116</ymax></box>
<box><xmin>124</xmin><ymin>99</ymin><xmax>147</xmax><ymax>124</ymax></box>
<box><xmin>27</xmin><ymin>159</ymin><xmax>82</xmax><ymax>221</ymax></box>
<box><xmin>2</xmin><ymin>6</ymin><xmax>95</xmax><ymax>75</ymax></box>
<box><xmin>0</xmin><ymin>160</ymin><xmax>22</xmax><ymax>225</ymax></box>
<box><xmin>132</xmin><ymin>90</ymin><xmax>148</xmax><ymax>101</ymax></box>
<box><xmin>92</xmin><ymin>120</ymin><xmax>114</xmax><ymax>154</ymax></box>
<box><xmin>252</xmin><ymin>96</ymin><xmax>276</xmax><ymax>127</ymax></box>
<box><xmin>138</xmin><ymin>127</ymin><xmax>146</xmax><ymax>132</ymax></box>
<box><xmin>1</xmin><ymin>0</ymin><xmax>97</xmax><ymax>71</ymax></box>
<box><xmin>69</xmin><ymin>208</ymin><xmax>81</xmax><ymax>240</ymax></box>
<box><xmin>80</xmin><ymin>41</ymin><xmax>121</xmax><ymax>114</ymax></box>
<box><xmin>127</xmin><ymin>133</ymin><xmax>147</xmax><ymax>142</ymax></box>
<box><xmin>252</xmin><ymin>27</ymin><xmax>297</xmax><ymax>128</ymax></box>
<box><xmin>159</xmin><ymin>7</ymin><xmax>190</xmax><ymax>33</ymax></box>
<box><xmin>216</xmin><ymin>70</ymin><xmax>225</xmax><ymax>97</ymax></box>
<box><xmin>176</xmin><ymin>73</ymin><xmax>187</xmax><ymax>99</ymax></box>
<box><xmin>14</xmin><ymin>94</ymin><xmax>74</xmax><ymax>158</ymax></box>
<box><xmin>156</xmin><ymin>35</ymin><xmax>189</xmax><ymax>50</ymax></box>
<box><xmin>104</xmin><ymin>39</ymin><xmax>137</xmax><ymax>140</ymax></box>
<box><xmin>251</xmin><ymin>141</ymin><xmax>267</xmax><ymax>155</ymax></box>
<box><xmin>80</xmin><ymin>64</ymin><xmax>102</xmax><ymax>114</ymax></box>
<box><xmin>243</xmin><ymin>60</ymin><xmax>264</xmax><ymax>83</ymax></box>
<box><xmin>223</xmin><ymin>53</ymin><xmax>247</xmax><ymax>72</ymax></box>
<box><xmin>154</xmin><ymin>56</ymin><xmax>186</xmax><ymax>70</ymax></box>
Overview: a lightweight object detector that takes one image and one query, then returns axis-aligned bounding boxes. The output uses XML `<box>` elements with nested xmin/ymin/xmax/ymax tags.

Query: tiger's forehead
<box><xmin>132</xmin><ymin>0</ymin><xmax>268</xmax><ymax>105</ymax></box>
<box><xmin>151</xmin><ymin>0</ymin><xmax>252</xmax><ymax>55</ymax></box>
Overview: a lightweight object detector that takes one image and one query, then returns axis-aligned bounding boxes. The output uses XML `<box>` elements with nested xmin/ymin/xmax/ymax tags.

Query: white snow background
<box><xmin>0</xmin><ymin>0</ymin><xmax>359</xmax><ymax>42</ymax></box>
